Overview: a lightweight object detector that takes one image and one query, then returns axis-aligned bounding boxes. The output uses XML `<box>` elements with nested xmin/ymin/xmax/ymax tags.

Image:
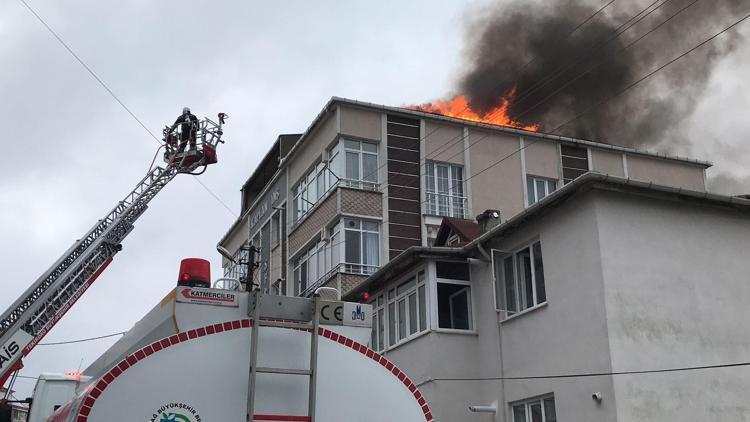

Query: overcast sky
<box><xmin>1</xmin><ymin>0</ymin><xmax>748</xmax><ymax>398</ymax></box>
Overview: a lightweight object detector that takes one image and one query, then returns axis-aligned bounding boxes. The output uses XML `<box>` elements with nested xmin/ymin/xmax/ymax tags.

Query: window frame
<box><xmin>494</xmin><ymin>240</ymin><xmax>547</xmax><ymax>318</ymax></box>
<box><xmin>434</xmin><ymin>261</ymin><xmax>474</xmax><ymax>332</ymax></box>
<box><xmin>511</xmin><ymin>394</ymin><xmax>556</xmax><ymax>422</ymax></box>
<box><xmin>270</xmin><ymin>211</ymin><xmax>281</xmax><ymax>249</ymax></box>
<box><xmin>340</xmin><ymin>217</ymin><xmax>380</xmax><ymax>276</ymax></box>
<box><xmin>292</xmin><ymin>161</ymin><xmax>331</xmax><ymax>223</ymax></box>
<box><xmin>526</xmin><ymin>175</ymin><xmax>558</xmax><ymax>206</ymax></box>
<box><xmin>426</xmin><ymin>161</ymin><xmax>466</xmax><ymax>218</ymax></box>
<box><xmin>329</xmin><ymin>138</ymin><xmax>379</xmax><ymax>191</ymax></box>
<box><xmin>369</xmin><ymin>269</ymin><xmax>429</xmax><ymax>351</ymax></box>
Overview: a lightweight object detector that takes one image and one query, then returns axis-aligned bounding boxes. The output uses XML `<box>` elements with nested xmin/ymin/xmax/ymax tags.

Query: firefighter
<box><xmin>170</xmin><ymin>107</ymin><xmax>199</xmax><ymax>152</ymax></box>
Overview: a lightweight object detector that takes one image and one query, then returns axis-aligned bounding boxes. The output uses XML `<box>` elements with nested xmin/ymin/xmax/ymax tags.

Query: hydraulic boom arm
<box><xmin>0</xmin><ymin>115</ymin><xmax>226</xmax><ymax>388</ymax></box>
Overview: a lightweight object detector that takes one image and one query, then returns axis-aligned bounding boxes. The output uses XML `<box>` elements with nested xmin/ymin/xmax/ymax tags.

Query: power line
<box><xmin>417</xmin><ymin>360</ymin><xmax>750</xmax><ymax>385</ymax></box>
<box><xmin>36</xmin><ymin>331</ymin><xmax>126</xmax><ymax>346</ymax></box>
<box><xmin>18</xmin><ymin>0</ymin><xmax>159</xmax><ymax>144</ymax></box>
<box><xmin>18</xmin><ymin>0</ymin><xmax>237</xmax><ymax>218</ymax></box>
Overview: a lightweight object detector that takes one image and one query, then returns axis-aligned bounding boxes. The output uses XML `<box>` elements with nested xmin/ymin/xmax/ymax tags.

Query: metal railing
<box><xmin>426</xmin><ymin>192</ymin><xmax>467</xmax><ymax>219</ymax></box>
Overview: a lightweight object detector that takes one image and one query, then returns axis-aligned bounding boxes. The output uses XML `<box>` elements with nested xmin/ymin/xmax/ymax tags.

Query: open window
<box><xmin>435</xmin><ymin>261</ymin><xmax>472</xmax><ymax>330</ymax></box>
<box><xmin>494</xmin><ymin>241</ymin><xmax>546</xmax><ymax>317</ymax></box>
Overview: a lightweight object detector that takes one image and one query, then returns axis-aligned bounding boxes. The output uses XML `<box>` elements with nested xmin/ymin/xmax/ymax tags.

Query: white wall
<box><xmin>595</xmin><ymin>190</ymin><xmax>750</xmax><ymax>421</ymax></box>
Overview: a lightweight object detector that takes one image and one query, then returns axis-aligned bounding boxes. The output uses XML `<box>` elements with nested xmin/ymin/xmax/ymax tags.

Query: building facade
<box><xmin>218</xmin><ymin>97</ymin><xmax>710</xmax><ymax>300</ymax></box>
<box><xmin>343</xmin><ymin>174</ymin><xmax>750</xmax><ymax>422</ymax></box>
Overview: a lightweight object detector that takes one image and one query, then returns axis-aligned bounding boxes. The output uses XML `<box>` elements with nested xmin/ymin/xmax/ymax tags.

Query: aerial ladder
<box><xmin>0</xmin><ymin>113</ymin><xmax>228</xmax><ymax>392</ymax></box>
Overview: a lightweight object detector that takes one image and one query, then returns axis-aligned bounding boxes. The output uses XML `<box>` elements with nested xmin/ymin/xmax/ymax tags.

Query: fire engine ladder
<box><xmin>0</xmin><ymin>115</ymin><xmax>226</xmax><ymax>387</ymax></box>
<box><xmin>247</xmin><ymin>292</ymin><xmax>320</xmax><ymax>422</ymax></box>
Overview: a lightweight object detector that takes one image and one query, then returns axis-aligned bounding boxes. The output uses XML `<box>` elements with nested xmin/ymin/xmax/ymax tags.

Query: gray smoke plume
<box><xmin>459</xmin><ymin>0</ymin><xmax>747</xmax><ymax>147</ymax></box>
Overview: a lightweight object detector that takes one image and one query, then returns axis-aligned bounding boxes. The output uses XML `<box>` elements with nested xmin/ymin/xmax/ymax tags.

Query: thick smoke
<box><xmin>459</xmin><ymin>0</ymin><xmax>747</xmax><ymax>147</ymax></box>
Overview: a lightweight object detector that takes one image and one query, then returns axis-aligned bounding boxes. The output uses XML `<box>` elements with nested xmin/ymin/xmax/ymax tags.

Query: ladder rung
<box><xmin>258</xmin><ymin>320</ymin><xmax>313</xmax><ymax>330</ymax></box>
<box><xmin>255</xmin><ymin>367</ymin><xmax>312</xmax><ymax>376</ymax></box>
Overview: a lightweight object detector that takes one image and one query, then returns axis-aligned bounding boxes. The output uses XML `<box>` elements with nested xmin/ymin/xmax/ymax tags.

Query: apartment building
<box><xmin>343</xmin><ymin>173</ymin><xmax>750</xmax><ymax>422</ymax></box>
<box><xmin>218</xmin><ymin>97</ymin><xmax>710</xmax><ymax>298</ymax></box>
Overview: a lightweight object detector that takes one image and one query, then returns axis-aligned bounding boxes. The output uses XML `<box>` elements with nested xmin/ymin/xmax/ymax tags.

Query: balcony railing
<box><xmin>426</xmin><ymin>192</ymin><xmax>467</xmax><ymax>219</ymax></box>
<box><xmin>299</xmin><ymin>262</ymin><xmax>379</xmax><ymax>297</ymax></box>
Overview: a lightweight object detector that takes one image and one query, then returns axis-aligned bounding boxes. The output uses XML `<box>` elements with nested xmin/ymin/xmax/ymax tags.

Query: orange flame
<box><xmin>406</xmin><ymin>94</ymin><xmax>539</xmax><ymax>131</ymax></box>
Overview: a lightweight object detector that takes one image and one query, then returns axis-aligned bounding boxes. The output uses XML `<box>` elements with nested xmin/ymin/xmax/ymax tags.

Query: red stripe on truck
<box><xmin>72</xmin><ymin>319</ymin><xmax>433</xmax><ymax>422</ymax></box>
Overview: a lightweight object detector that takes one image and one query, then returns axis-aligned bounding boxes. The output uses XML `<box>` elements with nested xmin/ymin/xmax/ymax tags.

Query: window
<box><xmin>329</xmin><ymin>139</ymin><xmax>378</xmax><ymax>190</ymax></box>
<box><xmin>512</xmin><ymin>396</ymin><xmax>556</xmax><ymax>422</ymax></box>
<box><xmin>560</xmin><ymin>145</ymin><xmax>589</xmax><ymax>184</ymax></box>
<box><xmin>496</xmin><ymin>241</ymin><xmax>546</xmax><ymax>316</ymax></box>
<box><xmin>292</xmin><ymin>162</ymin><xmax>330</xmax><ymax>222</ymax></box>
<box><xmin>271</xmin><ymin>211</ymin><xmax>281</xmax><ymax>248</ymax></box>
<box><xmin>526</xmin><ymin>176</ymin><xmax>557</xmax><ymax>206</ymax></box>
<box><xmin>436</xmin><ymin>261</ymin><xmax>472</xmax><ymax>330</ymax></box>
<box><xmin>293</xmin><ymin>239</ymin><xmax>330</xmax><ymax>296</ymax></box>
<box><xmin>426</xmin><ymin>161</ymin><xmax>466</xmax><ymax>218</ymax></box>
<box><xmin>341</xmin><ymin>218</ymin><xmax>379</xmax><ymax>275</ymax></box>
<box><xmin>437</xmin><ymin>283</ymin><xmax>472</xmax><ymax>329</ymax></box>
<box><xmin>371</xmin><ymin>271</ymin><xmax>428</xmax><ymax>349</ymax></box>
<box><xmin>370</xmin><ymin>295</ymin><xmax>386</xmax><ymax>352</ymax></box>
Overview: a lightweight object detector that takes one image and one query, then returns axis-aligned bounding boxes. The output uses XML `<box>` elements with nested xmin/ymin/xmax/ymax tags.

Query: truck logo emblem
<box><xmin>352</xmin><ymin>305</ymin><xmax>366</xmax><ymax>321</ymax></box>
<box><xmin>160</xmin><ymin>413</ymin><xmax>190</xmax><ymax>422</ymax></box>
<box><xmin>150</xmin><ymin>402</ymin><xmax>202</xmax><ymax>422</ymax></box>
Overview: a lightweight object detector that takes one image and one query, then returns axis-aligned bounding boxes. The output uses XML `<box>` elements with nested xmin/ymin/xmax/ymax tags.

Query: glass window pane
<box><xmin>533</xmin><ymin>242</ymin><xmax>546</xmax><ymax>303</ymax></box>
<box><xmin>530</xmin><ymin>402</ymin><xmax>543</xmax><ymax>422</ymax></box>
<box><xmin>345</xmin><ymin>230</ymin><xmax>361</xmax><ymax>265</ymax></box>
<box><xmin>362</xmin><ymin>142</ymin><xmax>378</xmax><ymax>153</ymax></box>
<box><xmin>548</xmin><ymin>180</ymin><xmax>557</xmax><ymax>193</ymax></box>
<box><xmin>345</xmin><ymin>218</ymin><xmax>360</xmax><ymax>229</ymax></box>
<box><xmin>504</xmin><ymin>257</ymin><xmax>517</xmax><ymax>313</ymax></box>
<box><xmin>436</xmin><ymin>165</ymin><xmax>450</xmax><ymax>194</ymax></box>
<box><xmin>388</xmin><ymin>302</ymin><xmax>396</xmax><ymax>345</ymax></box>
<box><xmin>398</xmin><ymin>299</ymin><xmax>407</xmax><ymax>340</ymax></box>
<box><xmin>527</xmin><ymin>177</ymin><xmax>536</xmax><ymax>205</ymax></box>
<box><xmin>362</xmin><ymin>154</ymin><xmax>378</xmax><ymax>183</ymax></box>
<box><xmin>449</xmin><ymin>287</ymin><xmax>471</xmax><ymax>330</ymax></box>
<box><xmin>300</xmin><ymin>261</ymin><xmax>307</xmax><ymax>292</ymax></box>
<box><xmin>517</xmin><ymin>248</ymin><xmax>533</xmax><ymax>310</ymax></box>
<box><xmin>330</xmin><ymin>232</ymin><xmax>339</xmax><ymax>269</ymax></box>
<box><xmin>544</xmin><ymin>398</ymin><xmax>557</xmax><ymax>422</ymax></box>
<box><xmin>317</xmin><ymin>170</ymin><xmax>326</xmax><ymax>197</ymax></box>
<box><xmin>371</xmin><ymin>317</ymin><xmax>377</xmax><ymax>350</ymax></box>
<box><xmin>346</xmin><ymin>151</ymin><xmax>360</xmax><ymax>181</ymax></box>
<box><xmin>418</xmin><ymin>285</ymin><xmax>426</xmax><ymax>331</ymax></box>
<box><xmin>536</xmin><ymin>179</ymin><xmax>546</xmax><ymax>200</ymax></box>
<box><xmin>363</xmin><ymin>232</ymin><xmax>379</xmax><ymax>268</ymax></box>
<box><xmin>513</xmin><ymin>405</ymin><xmax>526</xmax><ymax>422</ymax></box>
<box><xmin>397</xmin><ymin>277</ymin><xmax>416</xmax><ymax>296</ymax></box>
<box><xmin>308</xmin><ymin>246</ymin><xmax>317</xmax><ymax>284</ymax></box>
<box><xmin>362</xmin><ymin>221</ymin><xmax>378</xmax><ymax>231</ymax></box>
<box><xmin>344</xmin><ymin>139</ymin><xmax>360</xmax><ymax>150</ymax></box>
<box><xmin>408</xmin><ymin>293</ymin><xmax>418</xmax><ymax>335</ymax></box>
<box><xmin>426</xmin><ymin>162</ymin><xmax>436</xmax><ymax>193</ymax></box>
<box><xmin>378</xmin><ymin>312</ymin><xmax>385</xmax><ymax>351</ymax></box>
<box><xmin>451</xmin><ymin>166</ymin><xmax>464</xmax><ymax>196</ymax></box>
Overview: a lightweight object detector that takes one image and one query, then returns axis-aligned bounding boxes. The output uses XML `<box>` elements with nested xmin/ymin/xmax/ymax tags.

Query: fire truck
<box><xmin>0</xmin><ymin>113</ymin><xmax>432</xmax><ymax>421</ymax></box>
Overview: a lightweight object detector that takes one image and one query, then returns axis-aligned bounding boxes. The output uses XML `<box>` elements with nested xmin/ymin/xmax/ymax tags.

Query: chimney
<box><xmin>476</xmin><ymin>209</ymin><xmax>501</xmax><ymax>234</ymax></box>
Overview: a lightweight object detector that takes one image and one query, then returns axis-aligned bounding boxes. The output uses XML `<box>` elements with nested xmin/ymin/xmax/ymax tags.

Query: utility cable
<box><xmin>415</xmin><ymin>360</ymin><xmax>750</xmax><ymax>386</ymax></box>
<box><xmin>36</xmin><ymin>331</ymin><xmax>126</xmax><ymax>346</ymax></box>
<box><xmin>18</xmin><ymin>0</ymin><xmax>237</xmax><ymax>218</ymax></box>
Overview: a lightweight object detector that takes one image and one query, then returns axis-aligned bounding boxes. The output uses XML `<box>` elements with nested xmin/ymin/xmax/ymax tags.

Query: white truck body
<box><xmin>27</xmin><ymin>373</ymin><xmax>91</xmax><ymax>422</ymax></box>
<box><xmin>34</xmin><ymin>287</ymin><xmax>433</xmax><ymax>422</ymax></box>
